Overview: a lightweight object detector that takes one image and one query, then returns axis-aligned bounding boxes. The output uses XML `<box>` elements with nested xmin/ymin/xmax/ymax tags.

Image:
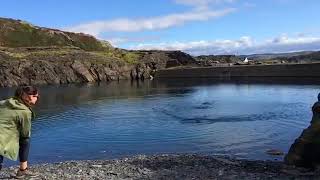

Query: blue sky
<box><xmin>1</xmin><ymin>0</ymin><xmax>320</xmax><ymax>55</ymax></box>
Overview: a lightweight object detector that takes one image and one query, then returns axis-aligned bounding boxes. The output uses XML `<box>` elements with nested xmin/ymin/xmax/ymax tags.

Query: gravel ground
<box><xmin>0</xmin><ymin>154</ymin><xmax>319</xmax><ymax>180</ymax></box>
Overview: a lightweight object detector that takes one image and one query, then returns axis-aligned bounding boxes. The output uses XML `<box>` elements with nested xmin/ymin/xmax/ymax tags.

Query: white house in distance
<box><xmin>243</xmin><ymin>57</ymin><xmax>249</xmax><ymax>63</ymax></box>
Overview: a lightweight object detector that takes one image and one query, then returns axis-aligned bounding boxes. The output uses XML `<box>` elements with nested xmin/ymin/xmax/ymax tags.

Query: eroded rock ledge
<box><xmin>0</xmin><ymin>47</ymin><xmax>197</xmax><ymax>87</ymax></box>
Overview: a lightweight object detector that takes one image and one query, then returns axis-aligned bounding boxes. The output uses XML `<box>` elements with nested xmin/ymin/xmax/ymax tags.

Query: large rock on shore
<box><xmin>284</xmin><ymin>101</ymin><xmax>320</xmax><ymax>169</ymax></box>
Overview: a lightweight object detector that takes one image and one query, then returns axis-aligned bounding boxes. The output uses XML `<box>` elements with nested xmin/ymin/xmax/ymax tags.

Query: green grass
<box><xmin>91</xmin><ymin>50</ymin><xmax>142</xmax><ymax>65</ymax></box>
<box><xmin>1</xmin><ymin>51</ymin><xmax>27</xmax><ymax>59</ymax></box>
<box><xmin>0</xmin><ymin>18</ymin><xmax>111</xmax><ymax>51</ymax></box>
<box><xmin>121</xmin><ymin>52</ymin><xmax>140</xmax><ymax>64</ymax></box>
<box><xmin>0</xmin><ymin>18</ymin><xmax>144</xmax><ymax>65</ymax></box>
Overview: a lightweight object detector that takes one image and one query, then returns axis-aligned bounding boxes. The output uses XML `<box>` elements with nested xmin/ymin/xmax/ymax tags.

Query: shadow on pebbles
<box><xmin>0</xmin><ymin>154</ymin><xmax>319</xmax><ymax>180</ymax></box>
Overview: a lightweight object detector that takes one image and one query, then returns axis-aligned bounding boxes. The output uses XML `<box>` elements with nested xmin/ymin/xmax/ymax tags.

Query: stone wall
<box><xmin>155</xmin><ymin>63</ymin><xmax>320</xmax><ymax>78</ymax></box>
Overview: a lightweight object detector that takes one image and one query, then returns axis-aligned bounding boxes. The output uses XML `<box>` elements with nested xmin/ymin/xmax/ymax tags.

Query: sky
<box><xmin>1</xmin><ymin>0</ymin><xmax>320</xmax><ymax>55</ymax></box>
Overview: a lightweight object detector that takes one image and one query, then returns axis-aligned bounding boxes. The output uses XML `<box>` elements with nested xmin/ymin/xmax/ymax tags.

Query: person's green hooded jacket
<box><xmin>0</xmin><ymin>97</ymin><xmax>33</xmax><ymax>160</ymax></box>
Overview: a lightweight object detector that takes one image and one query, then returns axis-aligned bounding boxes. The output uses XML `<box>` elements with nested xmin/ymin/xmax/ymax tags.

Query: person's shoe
<box><xmin>15</xmin><ymin>168</ymin><xmax>39</xmax><ymax>179</ymax></box>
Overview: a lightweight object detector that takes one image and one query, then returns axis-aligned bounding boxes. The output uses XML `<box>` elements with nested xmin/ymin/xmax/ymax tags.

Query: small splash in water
<box><xmin>193</xmin><ymin>101</ymin><xmax>215</xmax><ymax>109</ymax></box>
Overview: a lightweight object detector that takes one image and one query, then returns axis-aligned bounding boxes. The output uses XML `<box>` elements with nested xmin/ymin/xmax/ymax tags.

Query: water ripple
<box><xmin>19</xmin><ymin>82</ymin><xmax>319</xmax><ymax>163</ymax></box>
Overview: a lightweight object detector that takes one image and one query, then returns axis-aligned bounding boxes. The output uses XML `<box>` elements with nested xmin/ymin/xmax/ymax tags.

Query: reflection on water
<box><xmin>0</xmin><ymin>79</ymin><xmax>319</xmax><ymax>165</ymax></box>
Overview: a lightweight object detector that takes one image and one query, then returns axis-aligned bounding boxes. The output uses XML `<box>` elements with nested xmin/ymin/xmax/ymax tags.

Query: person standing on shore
<box><xmin>284</xmin><ymin>92</ymin><xmax>320</xmax><ymax>169</ymax></box>
<box><xmin>0</xmin><ymin>86</ymin><xmax>39</xmax><ymax>179</ymax></box>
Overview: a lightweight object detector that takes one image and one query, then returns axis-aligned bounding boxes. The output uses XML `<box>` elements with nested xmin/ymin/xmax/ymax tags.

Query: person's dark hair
<box><xmin>318</xmin><ymin>92</ymin><xmax>320</xmax><ymax>101</ymax></box>
<box><xmin>14</xmin><ymin>86</ymin><xmax>39</xmax><ymax>100</ymax></box>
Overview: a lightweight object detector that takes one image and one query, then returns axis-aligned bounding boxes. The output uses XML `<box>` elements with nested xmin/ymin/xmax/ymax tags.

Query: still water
<box><xmin>0</xmin><ymin>79</ymin><xmax>319</xmax><ymax>164</ymax></box>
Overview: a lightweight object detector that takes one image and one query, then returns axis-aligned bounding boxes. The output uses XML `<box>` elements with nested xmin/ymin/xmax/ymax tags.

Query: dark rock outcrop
<box><xmin>0</xmin><ymin>48</ymin><xmax>197</xmax><ymax>87</ymax></box>
<box><xmin>284</xmin><ymin>100</ymin><xmax>320</xmax><ymax>169</ymax></box>
<box><xmin>134</xmin><ymin>50</ymin><xmax>198</xmax><ymax>69</ymax></box>
<box><xmin>195</xmin><ymin>55</ymin><xmax>240</xmax><ymax>66</ymax></box>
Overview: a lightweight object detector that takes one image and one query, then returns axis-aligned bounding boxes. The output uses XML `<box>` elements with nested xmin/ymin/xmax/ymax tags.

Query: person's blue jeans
<box><xmin>0</xmin><ymin>155</ymin><xmax>3</xmax><ymax>167</ymax></box>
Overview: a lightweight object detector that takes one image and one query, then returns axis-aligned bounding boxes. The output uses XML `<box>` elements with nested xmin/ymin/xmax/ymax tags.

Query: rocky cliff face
<box><xmin>0</xmin><ymin>47</ymin><xmax>196</xmax><ymax>87</ymax></box>
<box><xmin>0</xmin><ymin>18</ymin><xmax>197</xmax><ymax>87</ymax></box>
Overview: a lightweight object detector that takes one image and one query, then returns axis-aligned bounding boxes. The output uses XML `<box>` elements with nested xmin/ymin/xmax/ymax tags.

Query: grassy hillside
<box><xmin>0</xmin><ymin>17</ymin><xmax>146</xmax><ymax>64</ymax></box>
<box><xmin>277</xmin><ymin>51</ymin><xmax>320</xmax><ymax>63</ymax></box>
<box><xmin>240</xmin><ymin>51</ymin><xmax>316</xmax><ymax>60</ymax></box>
<box><xmin>0</xmin><ymin>17</ymin><xmax>110</xmax><ymax>51</ymax></box>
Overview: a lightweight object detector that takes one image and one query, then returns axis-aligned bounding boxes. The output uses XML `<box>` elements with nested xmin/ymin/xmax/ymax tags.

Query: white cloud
<box><xmin>174</xmin><ymin>0</ymin><xmax>235</xmax><ymax>10</ymax></box>
<box><xmin>105</xmin><ymin>36</ymin><xmax>162</xmax><ymax>46</ymax></box>
<box><xmin>129</xmin><ymin>34</ymin><xmax>320</xmax><ymax>55</ymax></box>
<box><xmin>65</xmin><ymin>8</ymin><xmax>235</xmax><ymax>36</ymax></box>
<box><xmin>106</xmin><ymin>37</ymin><xmax>129</xmax><ymax>46</ymax></box>
<box><xmin>243</xmin><ymin>2</ymin><xmax>256</xmax><ymax>8</ymax></box>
